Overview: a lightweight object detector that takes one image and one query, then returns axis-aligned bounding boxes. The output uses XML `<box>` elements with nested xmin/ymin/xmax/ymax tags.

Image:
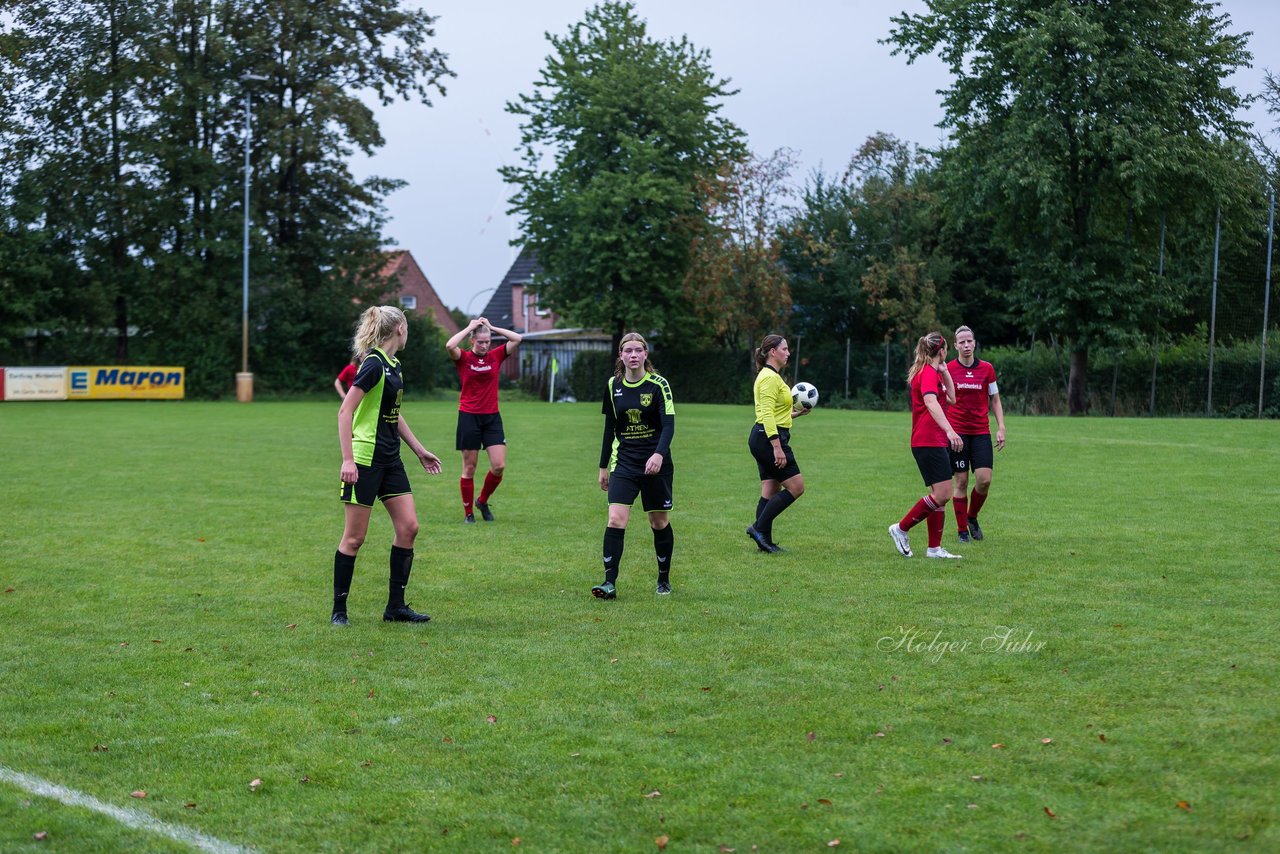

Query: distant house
<box><xmin>478</xmin><ymin>246</ymin><xmax>560</xmax><ymax>336</ymax></box>
<box><xmin>380</xmin><ymin>250</ymin><xmax>459</xmax><ymax>337</ymax></box>
<box><xmin>478</xmin><ymin>248</ymin><xmax>610</xmax><ymax>390</ymax></box>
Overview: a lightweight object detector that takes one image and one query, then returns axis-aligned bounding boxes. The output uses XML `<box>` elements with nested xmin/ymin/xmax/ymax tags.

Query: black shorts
<box><xmin>607</xmin><ymin>464</ymin><xmax>674</xmax><ymax>513</ymax></box>
<box><xmin>912</xmin><ymin>446</ymin><xmax>953</xmax><ymax>487</ymax></box>
<box><xmin>340</xmin><ymin>460</ymin><xmax>412</xmax><ymax>507</ymax></box>
<box><xmin>950</xmin><ymin>433</ymin><xmax>994</xmax><ymax>473</ymax></box>
<box><xmin>749</xmin><ymin>424</ymin><xmax>801</xmax><ymax>482</ymax></box>
<box><xmin>456</xmin><ymin>411</ymin><xmax>506</xmax><ymax>451</ymax></box>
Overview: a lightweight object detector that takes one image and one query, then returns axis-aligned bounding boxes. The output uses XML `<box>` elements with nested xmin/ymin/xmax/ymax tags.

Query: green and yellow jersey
<box><xmin>600</xmin><ymin>372</ymin><xmax>675</xmax><ymax>472</ymax></box>
<box><xmin>351</xmin><ymin>348</ymin><xmax>404</xmax><ymax>466</ymax></box>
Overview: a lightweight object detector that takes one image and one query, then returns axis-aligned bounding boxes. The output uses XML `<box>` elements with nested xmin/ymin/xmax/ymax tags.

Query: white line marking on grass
<box><xmin>0</xmin><ymin>766</ymin><xmax>255</xmax><ymax>854</ymax></box>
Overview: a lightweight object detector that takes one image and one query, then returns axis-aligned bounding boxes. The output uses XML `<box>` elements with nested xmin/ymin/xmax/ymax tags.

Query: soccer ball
<box><xmin>791</xmin><ymin>382</ymin><xmax>819</xmax><ymax>410</ymax></box>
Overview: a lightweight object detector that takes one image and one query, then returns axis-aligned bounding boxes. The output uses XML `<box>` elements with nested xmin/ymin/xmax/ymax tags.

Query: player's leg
<box><xmin>892</xmin><ymin>449</ymin><xmax>956</xmax><ymax>558</ymax></box>
<box><xmin>476</xmin><ymin>439</ymin><xmax>507</xmax><ymax>522</ymax></box>
<box><xmin>457</xmin><ymin>413</ymin><xmax>480</xmax><ymax>522</ymax></box>
<box><xmin>966</xmin><ymin>435</ymin><xmax>995</xmax><ymax>540</ymax></box>
<box><xmin>334</xmin><ymin>471</ymin><xmax>377</xmax><ymax>624</ymax></box>
<box><xmin>381</xmin><ymin>491</ymin><xmax>429</xmax><ymax>622</ymax></box>
<box><xmin>642</xmin><ymin>470</ymin><xmax>674</xmax><ymax>593</ymax></box>
<box><xmin>595</xmin><ymin>474</ymin><xmax>637</xmax><ymax>599</ymax></box>
<box><xmin>755</xmin><ymin>465</ymin><xmax>804</xmax><ymax>547</ymax></box>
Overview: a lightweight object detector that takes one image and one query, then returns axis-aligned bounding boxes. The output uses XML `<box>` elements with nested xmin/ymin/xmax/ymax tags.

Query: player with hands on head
<box><xmin>746</xmin><ymin>334</ymin><xmax>811</xmax><ymax>554</ymax></box>
<box><xmin>445</xmin><ymin>316</ymin><xmax>523</xmax><ymax>523</ymax></box>
<box><xmin>592</xmin><ymin>333</ymin><xmax>676</xmax><ymax>599</ymax></box>
<box><xmin>333</xmin><ymin>305</ymin><xmax>442</xmax><ymax>626</ymax></box>
<box><xmin>888</xmin><ymin>331</ymin><xmax>965</xmax><ymax>560</ymax></box>
<box><xmin>946</xmin><ymin>325</ymin><xmax>1007</xmax><ymax>543</ymax></box>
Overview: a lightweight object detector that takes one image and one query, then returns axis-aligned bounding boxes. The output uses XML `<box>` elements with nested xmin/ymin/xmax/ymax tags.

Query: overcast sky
<box><xmin>351</xmin><ymin>0</ymin><xmax>1280</xmax><ymax>316</ymax></box>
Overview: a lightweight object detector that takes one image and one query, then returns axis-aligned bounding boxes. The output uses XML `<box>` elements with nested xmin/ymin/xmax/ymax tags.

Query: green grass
<box><xmin>0</xmin><ymin>401</ymin><xmax>1276</xmax><ymax>852</ymax></box>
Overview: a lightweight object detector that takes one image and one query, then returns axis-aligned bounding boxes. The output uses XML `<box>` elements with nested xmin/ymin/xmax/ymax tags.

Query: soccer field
<box><xmin>1</xmin><ymin>401</ymin><xmax>1276</xmax><ymax>852</ymax></box>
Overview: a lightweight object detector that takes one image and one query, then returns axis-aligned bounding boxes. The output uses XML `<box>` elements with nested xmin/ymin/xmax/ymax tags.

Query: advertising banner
<box><xmin>3</xmin><ymin>367</ymin><xmax>68</xmax><ymax>401</ymax></box>
<box><xmin>68</xmin><ymin>366</ymin><xmax>186</xmax><ymax>400</ymax></box>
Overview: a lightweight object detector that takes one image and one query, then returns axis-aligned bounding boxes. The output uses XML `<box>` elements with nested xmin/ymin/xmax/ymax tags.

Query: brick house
<box><xmin>380</xmin><ymin>250</ymin><xmax>459</xmax><ymax>337</ymax></box>
<box><xmin>477</xmin><ymin>246</ymin><xmax>556</xmax><ymax>337</ymax></box>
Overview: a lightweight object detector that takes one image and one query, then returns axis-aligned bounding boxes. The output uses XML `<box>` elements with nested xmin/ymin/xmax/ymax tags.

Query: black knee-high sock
<box><xmin>333</xmin><ymin>551</ymin><xmax>356</xmax><ymax>614</ymax></box>
<box><xmin>756</xmin><ymin>489</ymin><xmax>797</xmax><ymax>540</ymax></box>
<box><xmin>603</xmin><ymin>526</ymin><xmax>625</xmax><ymax>584</ymax></box>
<box><xmin>756</xmin><ymin>496</ymin><xmax>768</xmax><ymax>521</ymax></box>
<box><xmin>388</xmin><ymin>545</ymin><xmax>414</xmax><ymax>609</ymax></box>
<box><xmin>653</xmin><ymin>524</ymin><xmax>674</xmax><ymax>584</ymax></box>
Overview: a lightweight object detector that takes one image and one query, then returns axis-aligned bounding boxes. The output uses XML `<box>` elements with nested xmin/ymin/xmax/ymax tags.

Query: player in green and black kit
<box><xmin>592</xmin><ymin>332</ymin><xmax>676</xmax><ymax>599</ymax></box>
<box><xmin>334</xmin><ymin>306</ymin><xmax>442</xmax><ymax>625</ymax></box>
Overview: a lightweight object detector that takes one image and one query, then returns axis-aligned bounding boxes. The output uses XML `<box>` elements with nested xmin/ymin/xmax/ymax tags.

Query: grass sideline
<box><xmin>0</xmin><ymin>400</ymin><xmax>1276</xmax><ymax>852</ymax></box>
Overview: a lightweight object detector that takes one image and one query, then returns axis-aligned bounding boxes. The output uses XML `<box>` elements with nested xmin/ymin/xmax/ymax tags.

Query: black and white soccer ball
<box><xmin>791</xmin><ymin>382</ymin><xmax>819</xmax><ymax>410</ymax></box>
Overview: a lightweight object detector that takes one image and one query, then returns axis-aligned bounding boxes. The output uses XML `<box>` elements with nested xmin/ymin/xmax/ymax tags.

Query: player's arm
<box><xmin>337</xmin><ymin>387</ymin><xmax>365</xmax><ymax>483</ymax></box>
<box><xmin>334</xmin><ymin>377</ymin><xmax>346</xmax><ymax>398</ymax></box>
<box><xmin>937</xmin><ymin>361</ymin><xmax>957</xmax><ymax>406</ymax></box>
<box><xmin>445</xmin><ymin>317</ymin><xmax>484</xmax><ymax>360</ymax></box>
<box><xmin>397</xmin><ymin>416</ymin><xmax>442</xmax><ymax>474</ymax></box>
<box><xmin>487</xmin><ymin>323</ymin><xmax>523</xmax><ymax>356</ymax></box>
<box><xmin>646</xmin><ymin>381</ymin><xmax>675</xmax><ymax>474</ymax></box>
<box><xmin>923</xmin><ymin>393</ymin><xmax>963</xmax><ymax>452</ymax></box>
<box><xmin>599</xmin><ymin>382</ymin><xmax>616</xmax><ymax>490</ymax></box>
<box><xmin>990</xmin><ymin>388</ymin><xmax>1006</xmax><ymax>450</ymax></box>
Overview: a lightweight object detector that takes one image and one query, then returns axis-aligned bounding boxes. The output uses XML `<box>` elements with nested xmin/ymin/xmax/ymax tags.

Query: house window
<box><xmin>530</xmin><ymin>288</ymin><xmax>549</xmax><ymax>317</ymax></box>
<box><xmin>399</xmin><ymin>295</ymin><xmax>417</xmax><ymax>311</ymax></box>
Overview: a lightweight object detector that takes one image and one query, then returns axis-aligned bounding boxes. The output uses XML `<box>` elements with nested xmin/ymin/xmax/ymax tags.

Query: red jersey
<box><xmin>337</xmin><ymin>362</ymin><xmax>358</xmax><ymax>390</ymax></box>
<box><xmin>455</xmin><ymin>345</ymin><xmax>508</xmax><ymax>414</ymax></box>
<box><xmin>945</xmin><ymin>358</ymin><xmax>998</xmax><ymax>435</ymax></box>
<box><xmin>910</xmin><ymin>364</ymin><xmax>949</xmax><ymax>447</ymax></box>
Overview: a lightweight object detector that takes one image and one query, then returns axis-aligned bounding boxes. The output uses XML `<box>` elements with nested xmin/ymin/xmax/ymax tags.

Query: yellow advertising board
<box><xmin>68</xmin><ymin>366</ymin><xmax>186</xmax><ymax>400</ymax></box>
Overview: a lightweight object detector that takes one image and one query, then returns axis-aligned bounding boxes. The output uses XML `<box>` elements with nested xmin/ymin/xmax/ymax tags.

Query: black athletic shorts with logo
<box><xmin>912</xmin><ymin>446</ymin><xmax>953</xmax><ymax>487</ymax></box>
<box><xmin>340</xmin><ymin>460</ymin><xmax>412</xmax><ymax>507</ymax></box>
<box><xmin>456</xmin><ymin>411</ymin><xmax>506</xmax><ymax>451</ymax></box>
<box><xmin>949</xmin><ymin>433</ymin><xmax>994</xmax><ymax>473</ymax></box>
<box><xmin>607</xmin><ymin>463</ymin><xmax>674</xmax><ymax>513</ymax></box>
<box><xmin>749</xmin><ymin>424</ymin><xmax>801</xmax><ymax>482</ymax></box>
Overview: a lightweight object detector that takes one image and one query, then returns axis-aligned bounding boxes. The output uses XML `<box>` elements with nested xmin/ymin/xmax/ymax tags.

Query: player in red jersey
<box><xmin>888</xmin><ymin>332</ymin><xmax>965</xmax><ymax>559</ymax></box>
<box><xmin>945</xmin><ymin>325</ymin><xmax>1006</xmax><ymax>543</ymax></box>
<box><xmin>334</xmin><ymin>361</ymin><xmax>358</xmax><ymax>398</ymax></box>
<box><xmin>445</xmin><ymin>317</ymin><xmax>523</xmax><ymax>523</ymax></box>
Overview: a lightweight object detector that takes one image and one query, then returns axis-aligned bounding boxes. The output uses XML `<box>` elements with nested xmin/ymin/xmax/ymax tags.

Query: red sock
<box><xmin>479</xmin><ymin>471</ymin><xmax>503</xmax><ymax>504</ymax></box>
<box><xmin>969</xmin><ymin>488</ymin><xmax>988</xmax><ymax>520</ymax></box>
<box><xmin>460</xmin><ymin>477</ymin><xmax>474</xmax><ymax>515</ymax></box>
<box><xmin>927</xmin><ymin>508</ymin><xmax>944</xmax><ymax>548</ymax></box>
<box><xmin>953</xmin><ymin>494</ymin><xmax>968</xmax><ymax>532</ymax></box>
<box><xmin>899</xmin><ymin>495</ymin><xmax>941</xmax><ymax>532</ymax></box>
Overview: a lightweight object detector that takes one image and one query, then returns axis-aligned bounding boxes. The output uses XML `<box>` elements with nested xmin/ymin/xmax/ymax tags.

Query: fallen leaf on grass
<box><xmin>942</xmin><ymin>738</ymin><xmax>952</xmax><ymax>745</ymax></box>
<box><xmin>130</xmin><ymin>791</ymin><xmax>147</xmax><ymax>799</ymax></box>
<box><xmin>971</xmin><ymin>776</ymin><xmax>984</xmax><ymax>782</ymax></box>
<box><xmin>570</xmin><ymin>752</ymin><xmax>580</xmax><ymax>757</ymax></box>
<box><xmin>151</xmin><ymin>639</ymin><xmax>163</xmax><ymax>644</ymax></box>
<box><xmin>991</xmin><ymin>743</ymin><xmax>1006</xmax><ymax>749</ymax></box>
<box><xmin>92</xmin><ymin>744</ymin><xmax>109</xmax><ymax>753</ymax></box>
<box><xmin>817</xmin><ymin>798</ymin><xmax>832</xmax><ymax>807</ymax></box>
<box><xmin>1099</xmin><ymin>733</ymin><xmax>1107</xmax><ymax>743</ymax></box>
<box><xmin>832</xmin><ymin>773</ymin><xmax>844</xmax><ymax>778</ymax></box>
<box><xmin>361</xmin><ymin>760</ymin><xmax>372</xmax><ymax>768</ymax></box>
<box><xmin>874</xmin><ymin>732</ymin><xmax>885</xmax><ymax>738</ymax></box>
<box><xmin>442</xmin><ymin>737</ymin><xmax>453</xmax><ymax>744</ymax></box>
<box><xmin>644</xmin><ymin>790</ymin><xmax>662</xmax><ymax>799</ymax></box>
<box><xmin>610</xmin><ymin>658</ymin><xmax>619</xmax><ymax>664</ymax></box>
<box><xmin>967</xmin><ymin>803</ymin><xmax>978</xmax><ymax>809</ymax></box>
<box><xmin>800</xmin><ymin>803</ymin><xmax>809</xmax><ymax>810</ymax></box>
<box><xmin>249</xmin><ymin>779</ymin><xmax>262</xmax><ymax>791</ymax></box>
<box><xmin>486</xmin><ymin>715</ymin><xmax>497</xmax><ymax>724</ymax></box>
<box><xmin>1041</xmin><ymin>738</ymin><xmax>1053</xmax><ymax>744</ymax></box>
<box><xmin>656</xmin><ymin>835</ymin><xmax>669</xmax><ymax>850</ymax></box>
<box><xmin>4</xmin><ymin>587</ymin><xmax>14</xmax><ymax>594</ymax></box>
<box><xmin>252</xmin><ymin>691</ymin><xmax>261</xmax><ymax>697</ymax></box>
<box><xmin>286</xmin><ymin>624</ymin><xmax>297</xmax><ymax>630</ymax></box>
<box><xmin>807</xmin><ymin>731</ymin><xmax>816</xmax><ymax>741</ymax></box>
<box><xmin>1043</xmin><ymin>806</ymin><xmax>1056</xmax><ymax>819</ymax></box>
<box><xmin>184</xmin><ymin>802</ymin><xmax>197</xmax><ymax>809</ymax></box>
<box><xmin>299</xmin><ymin>777</ymin><xmax>311</xmax><ymax>784</ymax></box>
<box><xmin>119</xmin><ymin>642</ymin><xmax>129</xmax><ymax>647</ymax></box>
<box><xmin>511</xmin><ymin>838</ymin><xmax>522</xmax><ymax>846</ymax></box>
<box><xmin>33</xmin><ymin>831</ymin><xmax>47</xmax><ymax>841</ymax></box>
<box><xmin>367</xmin><ymin>689</ymin><xmax>375</xmax><ymax>699</ymax></box>
<box><xmin>827</xmin><ymin>841</ymin><xmax>841</xmax><ymax>848</ymax></box>
<box><xmin>718</xmin><ymin>847</ymin><xmax>736</xmax><ymax>853</ymax></box>
<box><xmin>1176</xmin><ymin>800</ymin><xmax>1192</xmax><ymax>811</ymax></box>
<box><xmin>701</xmin><ymin>687</ymin><xmax>712</xmax><ymax>692</ymax></box>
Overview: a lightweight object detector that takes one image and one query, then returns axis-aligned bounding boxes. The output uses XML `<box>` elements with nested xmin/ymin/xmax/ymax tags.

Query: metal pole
<box><xmin>241</xmin><ymin>88</ymin><xmax>252</xmax><ymax>377</ymax></box>
<box><xmin>844</xmin><ymin>337</ymin><xmax>850</xmax><ymax>398</ymax></box>
<box><xmin>1260</xmin><ymin>186</ymin><xmax>1274</xmax><ymax>418</ymax></box>
<box><xmin>1152</xmin><ymin>212</ymin><xmax>1165</xmax><ymax>416</ymax></box>
<box><xmin>883</xmin><ymin>339</ymin><xmax>890</xmax><ymax>400</ymax></box>
<box><xmin>1207</xmin><ymin>206</ymin><xmax>1220</xmax><ymax>416</ymax></box>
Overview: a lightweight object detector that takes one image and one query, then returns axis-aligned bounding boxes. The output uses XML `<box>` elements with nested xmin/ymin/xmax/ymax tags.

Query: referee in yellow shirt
<box><xmin>746</xmin><ymin>334</ymin><xmax>810</xmax><ymax>553</ymax></box>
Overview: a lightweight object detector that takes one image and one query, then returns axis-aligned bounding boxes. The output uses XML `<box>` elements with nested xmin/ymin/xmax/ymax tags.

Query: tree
<box><xmin>501</xmin><ymin>1</ymin><xmax>745</xmax><ymax>349</ymax></box>
<box><xmin>888</xmin><ymin>0</ymin><xmax>1261</xmax><ymax>413</ymax></box>
<box><xmin>683</xmin><ymin>148</ymin><xmax>796</xmax><ymax>350</ymax></box>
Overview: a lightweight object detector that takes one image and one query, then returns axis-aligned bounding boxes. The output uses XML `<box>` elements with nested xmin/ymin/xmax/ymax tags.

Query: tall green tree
<box><xmin>501</xmin><ymin>1</ymin><xmax>745</xmax><ymax>348</ymax></box>
<box><xmin>888</xmin><ymin>0</ymin><xmax>1261</xmax><ymax>413</ymax></box>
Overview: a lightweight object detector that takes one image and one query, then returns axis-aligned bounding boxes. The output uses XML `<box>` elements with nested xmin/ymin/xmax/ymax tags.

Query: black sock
<box><xmin>756</xmin><ymin>489</ymin><xmax>797</xmax><ymax>541</ymax></box>
<box><xmin>603</xmin><ymin>526</ymin><xmax>625</xmax><ymax>584</ymax></box>
<box><xmin>333</xmin><ymin>551</ymin><xmax>356</xmax><ymax>614</ymax></box>
<box><xmin>653</xmin><ymin>524</ymin><xmax>673</xmax><ymax>584</ymax></box>
<box><xmin>388</xmin><ymin>545</ymin><xmax>414</xmax><ymax>609</ymax></box>
<box><xmin>756</xmin><ymin>496</ymin><xmax>768</xmax><ymax>521</ymax></box>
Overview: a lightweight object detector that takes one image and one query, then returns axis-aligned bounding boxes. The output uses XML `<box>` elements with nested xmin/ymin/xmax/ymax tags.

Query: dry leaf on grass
<box><xmin>1043</xmin><ymin>806</ymin><xmax>1057</xmax><ymax>819</ymax></box>
<box><xmin>130</xmin><ymin>791</ymin><xmax>147</xmax><ymax>799</ymax></box>
<box><xmin>656</xmin><ymin>835</ymin><xmax>669</xmax><ymax>849</ymax></box>
<box><xmin>991</xmin><ymin>743</ymin><xmax>1006</xmax><ymax>749</ymax></box>
<box><xmin>1176</xmin><ymin>800</ymin><xmax>1192</xmax><ymax>811</ymax></box>
<box><xmin>644</xmin><ymin>790</ymin><xmax>662</xmax><ymax>799</ymax></box>
<box><xmin>249</xmin><ymin>779</ymin><xmax>262</xmax><ymax>791</ymax></box>
<box><xmin>486</xmin><ymin>715</ymin><xmax>498</xmax><ymax>724</ymax></box>
<box><xmin>33</xmin><ymin>831</ymin><xmax>47</xmax><ymax>841</ymax></box>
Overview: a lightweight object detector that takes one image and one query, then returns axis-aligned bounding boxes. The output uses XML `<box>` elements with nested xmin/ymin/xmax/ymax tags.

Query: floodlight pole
<box><xmin>237</xmin><ymin>73</ymin><xmax>268</xmax><ymax>402</ymax></box>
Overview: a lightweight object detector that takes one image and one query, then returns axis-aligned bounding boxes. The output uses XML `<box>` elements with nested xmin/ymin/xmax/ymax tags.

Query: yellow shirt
<box><xmin>753</xmin><ymin>366</ymin><xmax>792</xmax><ymax>437</ymax></box>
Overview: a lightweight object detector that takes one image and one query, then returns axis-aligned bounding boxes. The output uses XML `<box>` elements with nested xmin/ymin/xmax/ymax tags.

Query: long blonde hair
<box><xmin>351</xmin><ymin>305</ymin><xmax>407</xmax><ymax>363</ymax></box>
<box><xmin>614</xmin><ymin>332</ymin><xmax>655</xmax><ymax>380</ymax></box>
<box><xmin>906</xmin><ymin>332</ymin><xmax>946</xmax><ymax>383</ymax></box>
